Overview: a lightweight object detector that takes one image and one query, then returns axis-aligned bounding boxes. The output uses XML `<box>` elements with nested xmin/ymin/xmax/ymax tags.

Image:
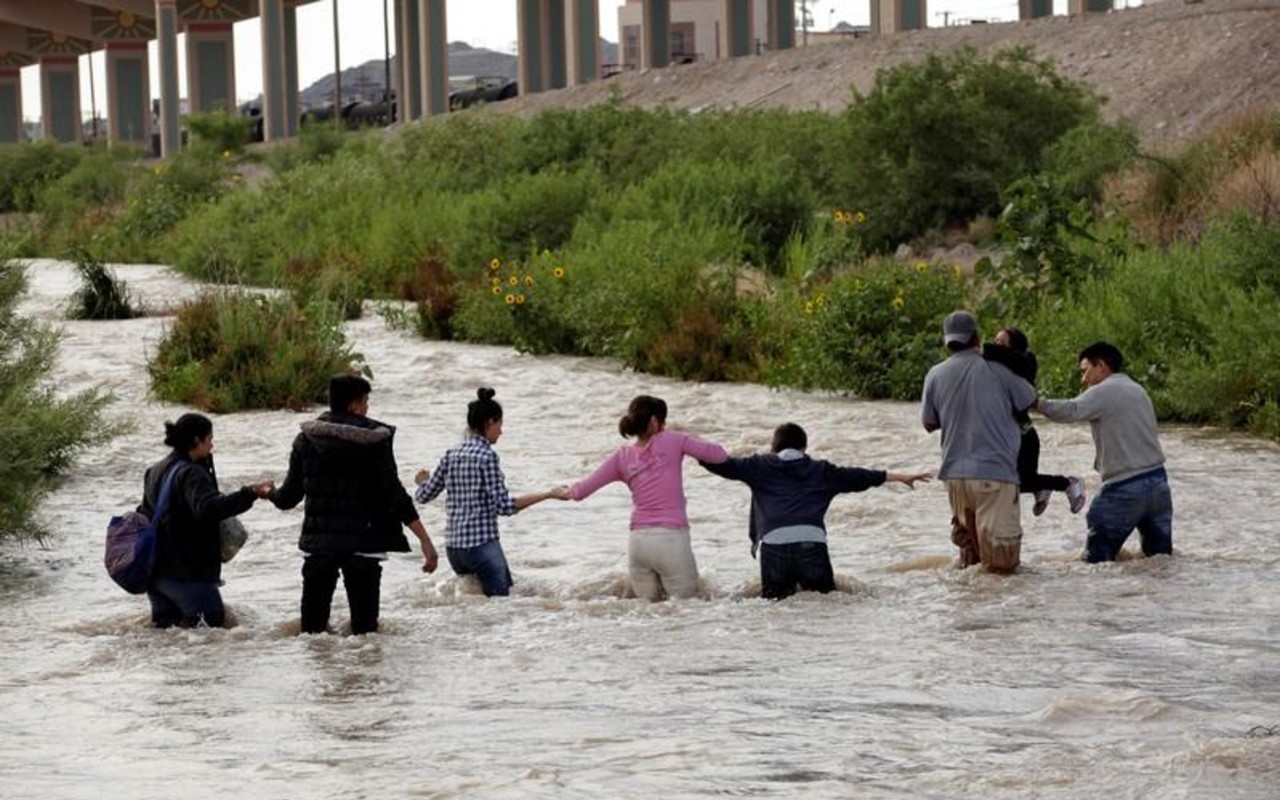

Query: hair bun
<box><xmin>477</xmin><ymin>387</ymin><xmax>496</xmax><ymax>401</ymax></box>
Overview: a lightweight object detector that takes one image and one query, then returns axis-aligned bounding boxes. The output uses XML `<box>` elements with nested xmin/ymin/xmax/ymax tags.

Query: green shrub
<box><xmin>186</xmin><ymin>110</ymin><xmax>253</xmax><ymax>155</ymax></box>
<box><xmin>0</xmin><ymin>141</ymin><xmax>84</xmax><ymax>213</ymax></box>
<box><xmin>0</xmin><ymin>258</ymin><xmax>124</xmax><ymax>540</ymax></box>
<box><xmin>772</xmin><ymin>261</ymin><xmax>970</xmax><ymax>399</ymax></box>
<box><xmin>830</xmin><ymin>46</ymin><xmax>1111</xmax><ymax>251</ymax></box>
<box><xmin>67</xmin><ymin>249</ymin><xmax>140</xmax><ymax>320</ymax></box>
<box><xmin>148</xmin><ymin>290</ymin><xmax>360</xmax><ymax>412</ymax></box>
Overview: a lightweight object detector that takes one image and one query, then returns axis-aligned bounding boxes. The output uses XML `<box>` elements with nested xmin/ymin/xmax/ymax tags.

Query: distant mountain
<box><xmin>296</xmin><ymin>40</ymin><xmax>618</xmax><ymax>109</ymax></box>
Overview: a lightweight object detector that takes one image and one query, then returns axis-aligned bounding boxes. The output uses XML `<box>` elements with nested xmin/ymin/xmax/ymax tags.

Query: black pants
<box><xmin>1018</xmin><ymin>427</ymin><xmax>1070</xmax><ymax>494</ymax></box>
<box><xmin>759</xmin><ymin>541</ymin><xmax>836</xmax><ymax>600</ymax></box>
<box><xmin>300</xmin><ymin>553</ymin><xmax>382</xmax><ymax>635</ymax></box>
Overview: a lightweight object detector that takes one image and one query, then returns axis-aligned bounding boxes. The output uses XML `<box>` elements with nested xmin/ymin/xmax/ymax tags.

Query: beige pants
<box><xmin>628</xmin><ymin>527</ymin><xmax>699</xmax><ymax>601</ymax></box>
<box><xmin>946</xmin><ymin>479</ymin><xmax>1023</xmax><ymax>573</ymax></box>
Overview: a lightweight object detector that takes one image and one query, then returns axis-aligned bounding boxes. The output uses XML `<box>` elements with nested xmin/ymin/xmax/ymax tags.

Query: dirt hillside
<box><xmin>497</xmin><ymin>0</ymin><xmax>1279</xmax><ymax>147</ymax></box>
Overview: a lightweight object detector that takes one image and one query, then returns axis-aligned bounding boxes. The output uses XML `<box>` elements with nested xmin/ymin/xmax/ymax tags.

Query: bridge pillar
<box><xmin>870</xmin><ymin>0</ymin><xmax>927</xmax><ymax>34</ymax></box>
<box><xmin>768</xmin><ymin>0</ymin><xmax>795</xmax><ymax>50</ymax></box>
<box><xmin>416</xmin><ymin>0</ymin><xmax>448</xmax><ymax>116</ymax></box>
<box><xmin>260</xmin><ymin>0</ymin><xmax>289</xmax><ymax>140</ymax></box>
<box><xmin>284</xmin><ymin>1</ymin><xmax>299</xmax><ymax>135</ymax></box>
<box><xmin>40</xmin><ymin>56</ymin><xmax>81</xmax><ymax>143</ymax></box>
<box><xmin>0</xmin><ymin>67</ymin><xmax>20</xmax><ymax>143</ymax></box>
<box><xmin>397</xmin><ymin>0</ymin><xmax>423</xmax><ymax>121</ymax></box>
<box><xmin>1068</xmin><ymin>0</ymin><xmax>1112</xmax><ymax>13</ymax></box>
<box><xmin>1018</xmin><ymin>0</ymin><xmax>1054</xmax><ymax>18</ymax></box>
<box><xmin>105</xmin><ymin>42</ymin><xmax>150</xmax><ymax>145</ymax></box>
<box><xmin>566</xmin><ymin>0</ymin><xmax>600</xmax><ymax>85</ymax></box>
<box><xmin>720</xmin><ymin>0</ymin><xmax>753</xmax><ymax>58</ymax></box>
<box><xmin>156</xmin><ymin>0</ymin><xmax>180</xmax><ymax>155</ymax></box>
<box><xmin>186</xmin><ymin>22</ymin><xmax>236</xmax><ymax>114</ymax></box>
<box><xmin>518</xmin><ymin>0</ymin><xmax>568</xmax><ymax>95</ymax></box>
<box><xmin>639</xmin><ymin>0</ymin><xmax>670</xmax><ymax>69</ymax></box>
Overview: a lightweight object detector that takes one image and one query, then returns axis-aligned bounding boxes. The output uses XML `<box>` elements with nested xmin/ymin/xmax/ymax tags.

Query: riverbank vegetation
<box><xmin>2</xmin><ymin>46</ymin><xmax>1278</xmax><ymax>438</ymax></box>
<box><xmin>0</xmin><ymin>258</ymin><xmax>125</xmax><ymax>540</ymax></box>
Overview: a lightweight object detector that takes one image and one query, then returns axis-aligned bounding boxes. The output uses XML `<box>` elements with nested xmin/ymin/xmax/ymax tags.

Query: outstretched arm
<box><xmin>515</xmin><ymin>488</ymin><xmax>568</xmax><ymax>510</ymax></box>
<box><xmin>885</xmin><ymin>471</ymin><xmax>932</xmax><ymax>489</ymax></box>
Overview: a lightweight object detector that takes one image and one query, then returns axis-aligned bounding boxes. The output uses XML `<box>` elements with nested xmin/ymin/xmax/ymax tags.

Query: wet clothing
<box><xmin>984</xmin><ymin>343</ymin><xmax>1071</xmax><ymax>495</ymax></box>
<box><xmin>569</xmin><ymin>430</ymin><xmax>728</xmax><ymax>529</ymax></box>
<box><xmin>445</xmin><ymin>538</ymin><xmax>513</xmax><ymax>597</ymax></box>
<box><xmin>627</xmin><ymin>526</ymin><xmax>699</xmax><ymax>601</ymax></box>
<box><xmin>270</xmin><ymin>410</ymin><xmax>421</xmax><ymax>633</ymax></box>
<box><xmin>922</xmin><ymin>348</ymin><xmax>1036</xmax><ymax>484</ymax></box>
<box><xmin>141</xmin><ymin>453</ymin><xmax>257</xmax><ymax>584</ymax></box>
<box><xmin>1039</xmin><ymin>373</ymin><xmax>1172</xmax><ymax>562</ymax></box>
<box><xmin>1038</xmin><ymin>374</ymin><xmax>1166</xmax><ymax>485</ymax></box>
<box><xmin>270</xmin><ymin>411</ymin><xmax>419</xmax><ymax>555</ymax></box>
<box><xmin>415</xmin><ymin>435</ymin><xmax>517</xmax><ymax>550</ymax></box>
<box><xmin>701</xmin><ymin>449</ymin><xmax>887</xmax><ymax>600</ymax></box>
<box><xmin>946</xmin><ymin>479</ymin><xmax>1022</xmax><ymax>572</ymax></box>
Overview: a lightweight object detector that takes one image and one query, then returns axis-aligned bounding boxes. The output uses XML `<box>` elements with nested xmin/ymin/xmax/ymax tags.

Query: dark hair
<box><xmin>1079</xmin><ymin>341</ymin><xmax>1125</xmax><ymax>373</ymax></box>
<box><xmin>467</xmin><ymin>387</ymin><xmax>503</xmax><ymax>433</ymax></box>
<box><xmin>164</xmin><ymin>412</ymin><xmax>213</xmax><ymax>451</ymax></box>
<box><xmin>329</xmin><ymin>374</ymin><xmax>372</xmax><ymax>414</ymax></box>
<box><xmin>771</xmin><ymin>422</ymin><xmax>807</xmax><ymax>453</ymax></box>
<box><xmin>618</xmin><ymin>395</ymin><xmax>667</xmax><ymax>439</ymax></box>
<box><xmin>1001</xmin><ymin>327</ymin><xmax>1030</xmax><ymax>354</ymax></box>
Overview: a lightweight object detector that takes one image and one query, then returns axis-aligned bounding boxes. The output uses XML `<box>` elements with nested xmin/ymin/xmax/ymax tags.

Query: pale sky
<box><xmin>17</xmin><ymin>0</ymin><xmax>1090</xmax><ymax>123</ymax></box>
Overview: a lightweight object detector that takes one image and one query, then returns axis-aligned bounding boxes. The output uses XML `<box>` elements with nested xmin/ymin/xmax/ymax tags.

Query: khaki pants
<box><xmin>946</xmin><ymin>479</ymin><xmax>1022</xmax><ymax>573</ymax></box>
<box><xmin>628</xmin><ymin>527</ymin><xmax>699</xmax><ymax>601</ymax></box>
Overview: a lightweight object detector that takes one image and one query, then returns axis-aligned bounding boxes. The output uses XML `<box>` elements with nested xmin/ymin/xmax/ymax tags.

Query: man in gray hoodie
<box><xmin>1037</xmin><ymin>342</ymin><xmax>1173</xmax><ymax>563</ymax></box>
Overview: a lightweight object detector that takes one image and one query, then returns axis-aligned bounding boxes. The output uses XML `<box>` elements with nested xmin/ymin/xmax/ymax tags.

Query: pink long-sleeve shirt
<box><xmin>569</xmin><ymin>430</ymin><xmax>728</xmax><ymax>530</ymax></box>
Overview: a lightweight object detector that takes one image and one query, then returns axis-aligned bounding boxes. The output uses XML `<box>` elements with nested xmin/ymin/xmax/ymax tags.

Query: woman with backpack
<box><xmin>139</xmin><ymin>413</ymin><xmax>273</xmax><ymax>628</ymax></box>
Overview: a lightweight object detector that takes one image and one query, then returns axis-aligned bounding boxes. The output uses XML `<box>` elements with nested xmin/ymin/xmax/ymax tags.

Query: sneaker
<box><xmin>1032</xmin><ymin>489</ymin><xmax>1052</xmax><ymax>516</ymax></box>
<box><xmin>1067</xmin><ymin>476</ymin><xmax>1087</xmax><ymax>514</ymax></box>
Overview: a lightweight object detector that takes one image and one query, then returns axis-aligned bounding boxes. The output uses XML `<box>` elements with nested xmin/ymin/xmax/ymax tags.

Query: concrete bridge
<box><xmin>0</xmin><ymin>1</ymin><xmax>1117</xmax><ymax>156</ymax></box>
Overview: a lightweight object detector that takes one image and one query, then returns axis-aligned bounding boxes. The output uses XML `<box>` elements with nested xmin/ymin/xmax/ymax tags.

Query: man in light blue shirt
<box><xmin>1037</xmin><ymin>341</ymin><xmax>1172</xmax><ymax>562</ymax></box>
<box><xmin>922</xmin><ymin>311</ymin><xmax>1037</xmax><ymax>571</ymax></box>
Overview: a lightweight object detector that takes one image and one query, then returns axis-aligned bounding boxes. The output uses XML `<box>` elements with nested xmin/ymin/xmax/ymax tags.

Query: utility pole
<box><xmin>383</xmin><ymin>0</ymin><xmax>393</xmax><ymax>122</ymax></box>
<box><xmin>332</xmin><ymin>0</ymin><xmax>342</xmax><ymax>128</ymax></box>
<box><xmin>935</xmin><ymin>9</ymin><xmax>954</xmax><ymax>26</ymax></box>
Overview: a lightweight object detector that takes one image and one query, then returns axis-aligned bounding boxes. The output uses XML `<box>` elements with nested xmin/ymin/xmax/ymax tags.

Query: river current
<box><xmin>3</xmin><ymin>260</ymin><xmax>1277</xmax><ymax>799</ymax></box>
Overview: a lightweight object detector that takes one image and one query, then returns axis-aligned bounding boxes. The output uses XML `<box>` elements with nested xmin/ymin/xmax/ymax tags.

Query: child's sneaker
<box><xmin>1032</xmin><ymin>489</ymin><xmax>1052</xmax><ymax>516</ymax></box>
<box><xmin>1067</xmin><ymin>476</ymin><xmax>1087</xmax><ymax>514</ymax></box>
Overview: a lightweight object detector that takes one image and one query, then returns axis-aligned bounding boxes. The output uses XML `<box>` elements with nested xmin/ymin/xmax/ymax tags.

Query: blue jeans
<box><xmin>1085</xmin><ymin>468</ymin><xmax>1173</xmax><ymax>563</ymax></box>
<box><xmin>447</xmin><ymin>539</ymin><xmax>513</xmax><ymax>597</ymax></box>
<box><xmin>148</xmin><ymin>577</ymin><xmax>225</xmax><ymax>628</ymax></box>
<box><xmin>759</xmin><ymin>541</ymin><xmax>835</xmax><ymax>600</ymax></box>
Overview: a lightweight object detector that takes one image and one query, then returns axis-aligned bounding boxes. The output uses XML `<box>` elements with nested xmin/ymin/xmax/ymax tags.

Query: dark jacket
<box><xmin>983</xmin><ymin>342</ymin><xmax>1039</xmax><ymax>426</ymax></box>
<box><xmin>141</xmin><ymin>453</ymin><xmax>257</xmax><ymax>583</ymax></box>
<box><xmin>269</xmin><ymin>411</ymin><xmax>419</xmax><ymax>554</ymax></box>
<box><xmin>701</xmin><ymin>453</ymin><xmax>885</xmax><ymax>548</ymax></box>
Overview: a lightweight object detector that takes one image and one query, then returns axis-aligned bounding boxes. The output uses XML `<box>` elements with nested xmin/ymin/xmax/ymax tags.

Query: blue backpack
<box><xmin>104</xmin><ymin>462</ymin><xmax>182</xmax><ymax>594</ymax></box>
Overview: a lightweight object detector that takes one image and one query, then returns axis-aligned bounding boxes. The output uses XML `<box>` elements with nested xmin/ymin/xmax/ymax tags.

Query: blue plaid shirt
<box><xmin>415</xmin><ymin>435</ymin><xmax>518</xmax><ymax>549</ymax></box>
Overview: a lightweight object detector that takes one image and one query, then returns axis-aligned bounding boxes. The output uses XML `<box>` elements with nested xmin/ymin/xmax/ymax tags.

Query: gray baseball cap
<box><xmin>942</xmin><ymin>310</ymin><xmax>978</xmax><ymax>345</ymax></box>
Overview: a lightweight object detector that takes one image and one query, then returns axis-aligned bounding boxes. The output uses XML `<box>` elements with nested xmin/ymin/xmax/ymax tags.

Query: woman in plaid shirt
<box><xmin>414</xmin><ymin>388</ymin><xmax>563</xmax><ymax>596</ymax></box>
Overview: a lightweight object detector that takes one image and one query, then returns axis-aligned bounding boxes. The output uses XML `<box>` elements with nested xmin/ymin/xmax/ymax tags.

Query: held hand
<box><xmin>891</xmin><ymin>471</ymin><xmax>933</xmax><ymax>489</ymax></box>
<box><xmin>414</xmin><ymin>468</ymin><xmax>430</xmax><ymax>486</ymax></box>
<box><xmin>549</xmin><ymin>485</ymin><xmax>571</xmax><ymax>501</ymax></box>
<box><xmin>420</xmin><ymin>538</ymin><xmax>439</xmax><ymax>574</ymax></box>
<box><xmin>252</xmin><ymin>479</ymin><xmax>275</xmax><ymax>498</ymax></box>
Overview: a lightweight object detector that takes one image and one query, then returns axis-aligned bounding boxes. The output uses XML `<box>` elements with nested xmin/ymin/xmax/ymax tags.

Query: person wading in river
<box><xmin>269</xmin><ymin>375</ymin><xmax>439</xmax><ymax>635</ymax></box>
<box><xmin>1036</xmin><ymin>341</ymin><xmax>1173</xmax><ymax>563</ymax></box>
<box><xmin>921</xmin><ymin>311</ymin><xmax>1037</xmax><ymax>572</ymax></box>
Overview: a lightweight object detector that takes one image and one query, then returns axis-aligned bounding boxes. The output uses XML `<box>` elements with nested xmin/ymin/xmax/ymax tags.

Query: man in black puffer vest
<box><xmin>270</xmin><ymin>375</ymin><xmax>439</xmax><ymax>634</ymax></box>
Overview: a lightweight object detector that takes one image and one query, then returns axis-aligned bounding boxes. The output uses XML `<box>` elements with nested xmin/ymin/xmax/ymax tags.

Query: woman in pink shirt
<box><xmin>556</xmin><ymin>395</ymin><xmax>728</xmax><ymax>601</ymax></box>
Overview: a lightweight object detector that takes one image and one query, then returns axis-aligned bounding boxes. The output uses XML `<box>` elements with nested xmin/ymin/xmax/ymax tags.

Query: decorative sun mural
<box><xmin>0</xmin><ymin>51</ymin><xmax>35</xmax><ymax>68</ymax></box>
<box><xmin>178</xmin><ymin>0</ymin><xmax>251</xmax><ymax>23</ymax></box>
<box><xmin>91</xmin><ymin>8</ymin><xmax>158</xmax><ymax>40</ymax></box>
<box><xmin>26</xmin><ymin>29</ymin><xmax>92</xmax><ymax>55</ymax></box>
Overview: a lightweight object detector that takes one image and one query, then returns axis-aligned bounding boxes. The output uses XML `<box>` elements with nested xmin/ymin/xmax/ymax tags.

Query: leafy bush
<box><xmin>67</xmin><ymin>249</ymin><xmax>139</xmax><ymax>320</ymax></box>
<box><xmin>772</xmin><ymin>261</ymin><xmax>970</xmax><ymax>399</ymax></box>
<box><xmin>0</xmin><ymin>141</ymin><xmax>84</xmax><ymax>213</ymax></box>
<box><xmin>186</xmin><ymin>110</ymin><xmax>253</xmax><ymax>155</ymax></box>
<box><xmin>0</xmin><ymin>258</ymin><xmax>123</xmax><ymax>540</ymax></box>
<box><xmin>830</xmin><ymin>46</ymin><xmax>1111</xmax><ymax>250</ymax></box>
<box><xmin>148</xmin><ymin>290</ymin><xmax>361</xmax><ymax>412</ymax></box>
